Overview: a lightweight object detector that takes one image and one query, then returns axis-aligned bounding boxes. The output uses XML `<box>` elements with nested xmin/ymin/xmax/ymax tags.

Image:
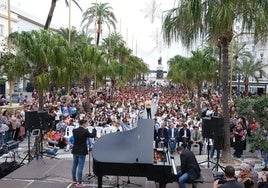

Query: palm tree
<box><xmin>10</xmin><ymin>30</ymin><xmax>68</xmax><ymax>110</ymax></box>
<box><xmin>234</xmin><ymin>55</ymin><xmax>267</xmax><ymax>96</ymax></box>
<box><xmin>0</xmin><ymin>52</ymin><xmax>29</xmax><ymax>100</ymax></box>
<box><xmin>44</xmin><ymin>0</ymin><xmax>82</xmax><ymax>30</ymax></box>
<box><xmin>167</xmin><ymin>50</ymin><xmax>218</xmax><ymax>116</ymax></box>
<box><xmin>78</xmin><ymin>44</ymin><xmax>105</xmax><ymax>91</ymax></box>
<box><xmin>81</xmin><ymin>2</ymin><xmax>117</xmax><ymax>45</ymax></box>
<box><xmin>57</xmin><ymin>27</ymin><xmax>79</xmax><ymax>46</ymax></box>
<box><xmin>229</xmin><ymin>41</ymin><xmax>251</xmax><ymax>97</ymax></box>
<box><xmin>101</xmin><ymin>32</ymin><xmax>149</xmax><ymax>95</ymax></box>
<box><xmin>162</xmin><ymin>0</ymin><xmax>268</xmax><ymax>163</ymax></box>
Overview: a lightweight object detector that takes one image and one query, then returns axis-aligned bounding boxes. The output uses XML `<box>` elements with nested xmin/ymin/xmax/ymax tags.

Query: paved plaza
<box><xmin>0</xmin><ymin>132</ymin><xmax>265</xmax><ymax>188</ymax></box>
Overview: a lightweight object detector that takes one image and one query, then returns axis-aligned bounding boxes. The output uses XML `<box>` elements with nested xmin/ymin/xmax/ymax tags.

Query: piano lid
<box><xmin>92</xmin><ymin>119</ymin><xmax>154</xmax><ymax>164</ymax></box>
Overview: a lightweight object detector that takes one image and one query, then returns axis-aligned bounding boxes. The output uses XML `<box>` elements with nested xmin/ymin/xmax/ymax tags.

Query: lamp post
<box><xmin>68</xmin><ymin>0</ymin><xmax>71</xmax><ymax>45</ymax></box>
<box><xmin>7</xmin><ymin>0</ymin><xmax>13</xmax><ymax>106</ymax></box>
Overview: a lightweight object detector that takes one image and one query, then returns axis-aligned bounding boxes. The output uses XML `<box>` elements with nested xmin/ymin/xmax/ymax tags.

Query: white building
<box><xmin>232</xmin><ymin>22</ymin><xmax>268</xmax><ymax>95</ymax></box>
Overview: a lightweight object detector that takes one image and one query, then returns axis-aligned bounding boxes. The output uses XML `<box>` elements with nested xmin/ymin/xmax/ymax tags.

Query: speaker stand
<box><xmin>211</xmin><ymin>156</ymin><xmax>225</xmax><ymax>172</ymax></box>
<box><xmin>198</xmin><ymin>139</ymin><xmax>217</xmax><ymax>168</ymax></box>
<box><xmin>19</xmin><ymin>130</ymin><xmax>33</xmax><ymax>166</ymax></box>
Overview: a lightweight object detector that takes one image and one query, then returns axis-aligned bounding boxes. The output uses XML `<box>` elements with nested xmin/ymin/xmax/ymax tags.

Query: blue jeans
<box><xmin>210</xmin><ymin>143</ymin><xmax>220</xmax><ymax>159</ymax></box>
<box><xmin>168</xmin><ymin>140</ymin><xmax>177</xmax><ymax>152</ymax></box>
<box><xmin>264</xmin><ymin>153</ymin><xmax>268</xmax><ymax>167</ymax></box>
<box><xmin>45</xmin><ymin>147</ymin><xmax>59</xmax><ymax>156</ymax></box>
<box><xmin>72</xmin><ymin>154</ymin><xmax>86</xmax><ymax>183</ymax></box>
<box><xmin>177</xmin><ymin>170</ymin><xmax>189</xmax><ymax>188</ymax></box>
<box><xmin>0</xmin><ymin>133</ymin><xmax>5</xmax><ymax>147</ymax></box>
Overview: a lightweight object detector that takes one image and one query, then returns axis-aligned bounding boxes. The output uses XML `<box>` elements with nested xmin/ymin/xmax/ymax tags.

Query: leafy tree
<box><xmin>81</xmin><ymin>2</ymin><xmax>117</xmax><ymax>45</ymax></box>
<box><xmin>236</xmin><ymin>96</ymin><xmax>268</xmax><ymax>153</ymax></box>
<box><xmin>162</xmin><ymin>0</ymin><xmax>268</xmax><ymax>163</ymax></box>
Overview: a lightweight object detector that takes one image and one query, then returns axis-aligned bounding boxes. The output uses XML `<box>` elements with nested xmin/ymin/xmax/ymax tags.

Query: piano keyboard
<box><xmin>171</xmin><ymin>157</ymin><xmax>177</xmax><ymax>175</ymax></box>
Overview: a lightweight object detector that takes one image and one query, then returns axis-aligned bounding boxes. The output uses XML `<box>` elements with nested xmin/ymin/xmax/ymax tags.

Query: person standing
<box><xmin>145</xmin><ymin>97</ymin><xmax>152</xmax><ymax>119</ymax></box>
<box><xmin>71</xmin><ymin>119</ymin><xmax>96</xmax><ymax>187</ymax></box>
<box><xmin>177</xmin><ymin>145</ymin><xmax>201</xmax><ymax>188</ymax></box>
<box><xmin>233</xmin><ymin>122</ymin><xmax>247</xmax><ymax>158</ymax></box>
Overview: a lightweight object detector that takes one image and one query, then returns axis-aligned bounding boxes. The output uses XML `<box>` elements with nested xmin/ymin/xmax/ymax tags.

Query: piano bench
<box><xmin>186</xmin><ymin>175</ymin><xmax>204</xmax><ymax>188</ymax></box>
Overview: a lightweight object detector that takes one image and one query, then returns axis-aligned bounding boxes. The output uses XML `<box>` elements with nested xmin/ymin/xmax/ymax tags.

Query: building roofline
<box><xmin>11</xmin><ymin>6</ymin><xmax>58</xmax><ymax>32</ymax></box>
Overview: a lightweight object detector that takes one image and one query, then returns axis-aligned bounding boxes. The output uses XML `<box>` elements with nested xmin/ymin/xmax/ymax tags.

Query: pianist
<box><xmin>177</xmin><ymin>145</ymin><xmax>201</xmax><ymax>188</ymax></box>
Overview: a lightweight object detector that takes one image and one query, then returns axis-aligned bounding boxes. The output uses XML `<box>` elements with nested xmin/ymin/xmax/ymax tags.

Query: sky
<box><xmin>11</xmin><ymin>0</ymin><xmax>195</xmax><ymax>71</ymax></box>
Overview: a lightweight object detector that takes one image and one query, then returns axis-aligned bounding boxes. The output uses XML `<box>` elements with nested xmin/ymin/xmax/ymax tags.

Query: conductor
<box><xmin>177</xmin><ymin>145</ymin><xmax>201</xmax><ymax>188</ymax></box>
<box><xmin>71</xmin><ymin>119</ymin><xmax>96</xmax><ymax>187</ymax></box>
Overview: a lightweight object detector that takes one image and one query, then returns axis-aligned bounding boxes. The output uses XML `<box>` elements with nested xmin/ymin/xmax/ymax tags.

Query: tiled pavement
<box><xmin>0</xmin><ymin>137</ymin><xmax>265</xmax><ymax>179</ymax></box>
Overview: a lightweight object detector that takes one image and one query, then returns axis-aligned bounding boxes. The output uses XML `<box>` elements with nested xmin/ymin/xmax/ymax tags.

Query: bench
<box><xmin>186</xmin><ymin>175</ymin><xmax>204</xmax><ymax>188</ymax></box>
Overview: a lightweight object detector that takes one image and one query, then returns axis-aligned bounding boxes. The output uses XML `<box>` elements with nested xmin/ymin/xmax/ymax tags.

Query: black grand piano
<box><xmin>92</xmin><ymin>119</ymin><xmax>178</xmax><ymax>188</ymax></box>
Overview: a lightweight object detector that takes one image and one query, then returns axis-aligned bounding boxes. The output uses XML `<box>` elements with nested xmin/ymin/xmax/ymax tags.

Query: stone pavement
<box><xmin>0</xmin><ymin>136</ymin><xmax>265</xmax><ymax>178</ymax></box>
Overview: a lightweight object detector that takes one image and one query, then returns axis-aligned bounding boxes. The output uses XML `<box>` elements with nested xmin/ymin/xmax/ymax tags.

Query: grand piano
<box><xmin>92</xmin><ymin>119</ymin><xmax>178</xmax><ymax>188</ymax></box>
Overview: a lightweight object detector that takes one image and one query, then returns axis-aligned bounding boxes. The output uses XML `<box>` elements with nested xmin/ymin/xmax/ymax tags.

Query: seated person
<box><xmin>66</xmin><ymin>135</ymin><xmax>74</xmax><ymax>152</ymax></box>
<box><xmin>43</xmin><ymin>132</ymin><xmax>59</xmax><ymax>156</ymax></box>
<box><xmin>53</xmin><ymin>130</ymin><xmax>61</xmax><ymax>141</ymax></box>
<box><xmin>213</xmin><ymin>165</ymin><xmax>243</xmax><ymax>188</ymax></box>
<box><xmin>177</xmin><ymin>146</ymin><xmax>201</xmax><ymax>188</ymax></box>
<box><xmin>178</xmin><ymin>123</ymin><xmax>191</xmax><ymax>149</ymax></box>
<box><xmin>55</xmin><ymin>120</ymin><xmax>67</xmax><ymax>134</ymax></box>
<box><xmin>46</xmin><ymin>129</ymin><xmax>57</xmax><ymax>147</ymax></box>
<box><xmin>155</xmin><ymin>121</ymin><xmax>168</xmax><ymax>148</ymax></box>
<box><xmin>237</xmin><ymin>163</ymin><xmax>254</xmax><ymax>188</ymax></box>
<box><xmin>57</xmin><ymin>133</ymin><xmax>67</xmax><ymax>149</ymax></box>
<box><xmin>168</xmin><ymin>121</ymin><xmax>178</xmax><ymax>153</ymax></box>
<box><xmin>258</xmin><ymin>171</ymin><xmax>268</xmax><ymax>188</ymax></box>
<box><xmin>189</xmin><ymin>126</ymin><xmax>203</xmax><ymax>155</ymax></box>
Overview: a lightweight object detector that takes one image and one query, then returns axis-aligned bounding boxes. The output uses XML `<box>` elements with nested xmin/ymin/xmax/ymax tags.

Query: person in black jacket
<box><xmin>177</xmin><ymin>145</ymin><xmax>201</xmax><ymax>188</ymax></box>
<box><xmin>155</xmin><ymin>121</ymin><xmax>168</xmax><ymax>148</ymax></box>
<box><xmin>71</xmin><ymin>119</ymin><xmax>96</xmax><ymax>187</ymax></box>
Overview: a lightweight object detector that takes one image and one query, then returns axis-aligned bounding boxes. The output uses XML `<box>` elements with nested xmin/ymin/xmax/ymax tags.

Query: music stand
<box><xmin>86</xmin><ymin>147</ymin><xmax>97</xmax><ymax>181</ymax></box>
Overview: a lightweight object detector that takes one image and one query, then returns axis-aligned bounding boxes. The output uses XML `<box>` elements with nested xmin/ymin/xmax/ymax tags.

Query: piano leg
<box><xmin>98</xmin><ymin>175</ymin><xmax>103</xmax><ymax>188</ymax></box>
<box><xmin>159</xmin><ymin>183</ymin><xmax>166</xmax><ymax>188</ymax></box>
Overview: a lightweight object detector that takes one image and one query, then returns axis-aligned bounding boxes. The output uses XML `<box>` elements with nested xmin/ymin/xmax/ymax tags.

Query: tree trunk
<box><xmin>38</xmin><ymin>90</ymin><xmax>44</xmax><ymax>111</ymax></box>
<box><xmin>96</xmin><ymin>23</ymin><xmax>101</xmax><ymax>45</ymax></box>
<box><xmin>197</xmin><ymin>83</ymin><xmax>202</xmax><ymax>117</ymax></box>
<box><xmin>244</xmin><ymin>79</ymin><xmax>249</xmax><ymax>96</ymax></box>
<box><xmin>44</xmin><ymin>0</ymin><xmax>57</xmax><ymax>30</ymax></box>
<box><xmin>220</xmin><ymin>37</ymin><xmax>232</xmax><ymax>163</ymax></box>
